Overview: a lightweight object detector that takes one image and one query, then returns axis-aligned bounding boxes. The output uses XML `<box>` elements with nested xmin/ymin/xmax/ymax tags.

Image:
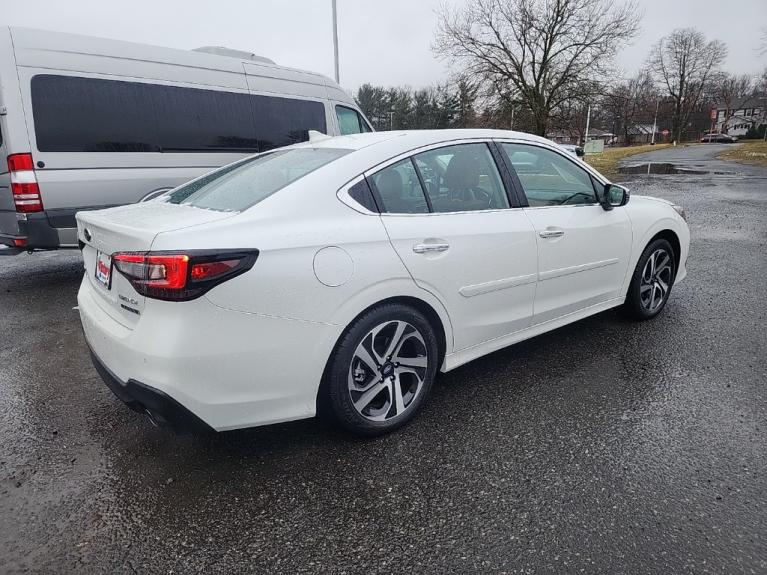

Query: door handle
<box><xmin>539</xmin><ymin>229</ymin><xmax>565</xmax><ymax>239</ymax></box>
<box><xmin>413</xmin><ymin>243</ymin><xmax>450</xmax><ymax>253</ymax></box>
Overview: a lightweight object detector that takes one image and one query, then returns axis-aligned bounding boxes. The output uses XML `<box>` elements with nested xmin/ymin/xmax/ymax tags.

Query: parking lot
<box><xmin>1</xmin><ymin>144</ymin><xmax>765</xmax><ymax>573</ymax></box>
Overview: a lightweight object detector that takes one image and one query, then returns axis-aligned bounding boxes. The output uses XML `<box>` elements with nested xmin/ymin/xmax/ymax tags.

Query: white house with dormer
<box><xmin>715</xmin><ymin>94</ymin><xmax>766</xmax><ymax>137</ymax></box>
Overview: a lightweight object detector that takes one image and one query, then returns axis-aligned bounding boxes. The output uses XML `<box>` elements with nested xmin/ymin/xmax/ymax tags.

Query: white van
<box><xmin>0</xmin><ymin>27</ymin><xmax>372</xmax><ymax>250</ymax></box>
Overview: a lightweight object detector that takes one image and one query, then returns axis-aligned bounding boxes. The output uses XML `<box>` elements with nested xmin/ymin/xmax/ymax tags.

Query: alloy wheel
<box><xmin>347</xmin><ymin>320</ymin><xmax>429</xmax><ymax>422</ymax></box>
<box><xmin>640</xmin><ymin>248</ymin><xmax>673</xmax><ymax>312</ymax></box>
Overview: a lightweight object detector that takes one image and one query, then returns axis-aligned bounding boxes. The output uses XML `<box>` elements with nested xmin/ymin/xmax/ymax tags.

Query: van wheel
<box><xmin>326</xmin><ymin>303</ymin><xmax>438</xmax><ymax>436</ymax></box>
<box><xmin>623</xmin><ymin>238</ymin><xmax>676</xmax><ymax>320</ymax></box>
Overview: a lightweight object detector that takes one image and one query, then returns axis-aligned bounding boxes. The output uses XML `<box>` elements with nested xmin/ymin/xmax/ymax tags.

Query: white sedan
<box><xmin>77</xmin><ymin>130</ymin><xmax>689</xmax><ymax>436</ymax></box>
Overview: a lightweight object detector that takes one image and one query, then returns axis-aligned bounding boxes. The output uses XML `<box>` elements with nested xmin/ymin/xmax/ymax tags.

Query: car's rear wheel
<box><xmin>623</xmin><ymin>238</ymin><xmax>676</xmax><ymax>320</ymax></box>
<box><xmin>326</xmin><ymin>303</ymin><xmax>439</xmax><ymax>436</ymax></box>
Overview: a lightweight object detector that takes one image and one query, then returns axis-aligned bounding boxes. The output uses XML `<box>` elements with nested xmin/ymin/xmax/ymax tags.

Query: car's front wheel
<box><xmin>326</xmin><ymin>303</ymin><xmax>439</xmax><ymax>436</ymax></box>
<box><xmin>623</xmin><ymin>238</ymin><xmax>676</xmax><ymax>320</ymax></box>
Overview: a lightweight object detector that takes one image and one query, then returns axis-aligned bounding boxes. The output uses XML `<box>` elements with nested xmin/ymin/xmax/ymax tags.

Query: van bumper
<box><xmin>1</xmin><ymin>208</ymin><xmax>82</xmax><ymax>249</ymax></box>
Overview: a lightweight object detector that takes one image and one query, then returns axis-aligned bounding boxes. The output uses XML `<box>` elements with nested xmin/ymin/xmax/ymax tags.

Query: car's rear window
<box><xmin>164</xmin><ymin>148</ymin><xmax>351</xmax><ymax>211</ymax></box>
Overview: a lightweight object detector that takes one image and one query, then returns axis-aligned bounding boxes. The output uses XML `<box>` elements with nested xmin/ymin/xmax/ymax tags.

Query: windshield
<box><xmin>164</xmin><ymin>147</ymin><xmax>351</xmax><ymax>211</ymax></box>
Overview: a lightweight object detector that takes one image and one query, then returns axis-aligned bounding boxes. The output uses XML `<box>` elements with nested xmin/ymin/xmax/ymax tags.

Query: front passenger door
<box><xmin>500</xmin><ymin>142</ymin><xmax>632</xmax><ymax>324</ymax></box>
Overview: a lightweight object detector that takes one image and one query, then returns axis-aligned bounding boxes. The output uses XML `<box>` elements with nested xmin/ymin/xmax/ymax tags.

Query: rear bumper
<box><xmin>78</xmin><ymin>274</ymin><xmax>342</xmax><ymax>432</ymax></box>
<box><xmin>89</xmin><ymin>345</ymin><xmax>214</xmax><ymax>434</ymax></box>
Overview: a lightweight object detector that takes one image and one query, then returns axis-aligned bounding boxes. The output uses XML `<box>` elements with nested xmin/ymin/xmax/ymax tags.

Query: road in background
<box><xmin>618</xmin><ymin>142</ymin><xmax>765</xmax><ymax>177</ymax></box>
<box><xmin>1</xmin><ymin>151</ymin><xmax>765</xmax><ymax>574</ymax></box>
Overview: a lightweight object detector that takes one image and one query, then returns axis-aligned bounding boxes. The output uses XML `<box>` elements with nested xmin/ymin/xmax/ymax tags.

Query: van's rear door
<box><xmin>0</xmin><ymin>107</ymin><xmax>9</xmax><ymax>229</ymax></box>
<box><xmin>0</xmin><ymin>116</ymin><xmax>13</xmax><ymax>247</ymax></box>
<box><xmin>0</xmin><ymin>27</ymin><xmax>18</xmax><ymax>245</ymax></box>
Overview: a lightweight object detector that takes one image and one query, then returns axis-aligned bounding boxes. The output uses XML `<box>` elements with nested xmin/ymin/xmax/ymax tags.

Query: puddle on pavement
<box><xmin>618</xmin><ymin>162</ymin><xmax>733</xmax><ymax>176</ymax></box>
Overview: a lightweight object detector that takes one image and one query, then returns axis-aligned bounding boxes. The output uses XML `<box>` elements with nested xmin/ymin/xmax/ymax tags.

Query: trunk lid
<box><xmin>77</xmin><ymin>202</ymin><xmax>235</xmax><ymax>328</ymax></box>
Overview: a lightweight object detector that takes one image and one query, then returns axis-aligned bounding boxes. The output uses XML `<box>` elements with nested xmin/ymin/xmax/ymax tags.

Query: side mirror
<box><xmin>598</xmin><ymin>183</ymin><xmax>629</xmax><ymax>211</ymax></box>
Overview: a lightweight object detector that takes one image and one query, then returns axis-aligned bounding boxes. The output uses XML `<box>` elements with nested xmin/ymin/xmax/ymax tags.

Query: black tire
<box><xmin>326</xmin><ymin>303</ymin><xmax>439</xmax><ymax>436</ymax></box>
<box><xmin>623</xmin><ymin>238</ymin><xmax>676</xmax><ymax>320</ymax></box>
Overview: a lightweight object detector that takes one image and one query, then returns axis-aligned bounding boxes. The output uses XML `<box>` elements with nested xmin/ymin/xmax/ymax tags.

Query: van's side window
<box><xmin>151</xmin><ymin>85</ymin><xmax>256</xmax><ymax>151</ymax></box>
<box><xmin>32</xmin><ymin>75</ymin><xmax>161</xmax><ymax>152</ymax></box>
<box><xmin>30</xmin><ymin>75</ymin><xmax>328</xmax><ymax>153</ymax></box>
<box><xmin>336</xmin><ymin>105</ymin><xmax>372</xmax><ymax>135</ymax></box>
<box><xmin>253</xmin><ymin>96</ymin><xmax>327</xmax><ymax>151</ymax></box>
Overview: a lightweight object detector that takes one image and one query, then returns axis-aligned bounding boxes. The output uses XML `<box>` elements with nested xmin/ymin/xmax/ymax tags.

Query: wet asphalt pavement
<box><xmin>1</xmin><ymin>144</ymin><xmax>765</xmax><ymax>574</ymax></box>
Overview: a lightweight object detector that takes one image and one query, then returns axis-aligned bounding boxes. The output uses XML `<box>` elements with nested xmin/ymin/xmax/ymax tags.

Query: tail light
<box><xmin>8</xmin><ymin>153</ymin><xmax>44</xmax><ymax>213</ymax></box>
<box><xmin>112</xmin><ymin>250</ymin><xmax>258</xmax><ymax>301</ymax></box>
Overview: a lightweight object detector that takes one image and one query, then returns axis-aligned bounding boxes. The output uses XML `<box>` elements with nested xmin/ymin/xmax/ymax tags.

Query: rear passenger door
<box><xmin>368</xmin><ymin>141</ymin><xmax>538</xmax><ymax>352</ymax></box>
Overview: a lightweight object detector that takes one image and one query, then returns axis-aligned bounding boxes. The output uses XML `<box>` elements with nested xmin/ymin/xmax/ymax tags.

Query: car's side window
<box><xmin>501</xmin><ymin>143</ymin><xmax>597</xmax><ymax>207</ymax></box>
<box><xmin>413</xmin><ymin>143</ymin><xmax>510</xmax><ymax>213</ymax></box>
<box><xmin>370</xmin><ymin>158</ymin><xmax>429</xmax><ymax>214</ymax></box>
<box><xmin>347</xmin><ymin>178</ymin><xmax>378</xmax><ymax>212</ymax></box>
<box><xmin>336</xmin><ymin>105</ymin><xmax>372</xmax><ymax>136</ymax></box>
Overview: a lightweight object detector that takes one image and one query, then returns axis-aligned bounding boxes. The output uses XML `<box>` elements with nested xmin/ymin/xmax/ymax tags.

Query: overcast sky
<box><xmin>0</xmin><ymin>0</ymin><xmax>764</xmax><ymax>92</ymax></box>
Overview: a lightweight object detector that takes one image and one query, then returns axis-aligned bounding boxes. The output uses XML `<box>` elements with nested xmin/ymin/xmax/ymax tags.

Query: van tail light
<box><xmin>8</xmin><ymin>153</ymin><xmax>44</xmax><ymax>213</ymax></box>
<box><xmin>112</xmin><ymin>250</ymin><xmax>258</xmax><ymax>301</ymax></box>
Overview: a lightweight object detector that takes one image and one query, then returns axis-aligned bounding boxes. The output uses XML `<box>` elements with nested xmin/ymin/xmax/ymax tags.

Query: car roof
<box><xmin>278</xmin><ymin>128</ymin><xmax>609</xmax><ymax>191</ymax></box>
<box><xmin>230</xmin><ymin>127</ymin><xmax>612</xmax><ymax>218</ymax></box>
<box><xmin>295</xmin><ymin>129</ymin><xmax>554</xmax><ymax>152</ymax></box>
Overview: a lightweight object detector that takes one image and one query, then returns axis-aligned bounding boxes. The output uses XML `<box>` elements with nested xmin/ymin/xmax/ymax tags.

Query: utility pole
<box><xmin>332</xmin><ymin>0</ymin><xmax>340</xmax><ymax>84</ymax></box>
<box><xmin>584</xmin><ymin>104</ymin><xmax>591</xmax><ymax>146</ymax></box>
<box><xmin>651</xmin><ymin>99</ymin><xmax>659</xmax><ymax>145</ymax></box>
<box><xmin>510</xmin><ymin>107</ymin><xmax>515</xmax><ymax>130</ymax></box>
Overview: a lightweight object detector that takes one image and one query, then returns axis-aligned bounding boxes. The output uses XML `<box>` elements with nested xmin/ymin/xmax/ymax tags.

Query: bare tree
<box><xmin>551</xmin><ymin>95</ymin><xmax>592</xmax><ymax>143</ymax></box>
<box><xmin>433</xmin><ymin>0</ymin><xmax>640</xmax><ymax>136</ymax></box>
<box><xmin>712</xmin><ymin>73</ymin><xmax>753</xmax><ymax>134</ymax></box>
<box><xmin>604</xmin><ymin>72</ymin><xmax>658</xmax><ymax>144</ymax></box>
<box><xmin>550</xmin><ymin>79</ymin><xmax>602</xmax><ymax>143</ymax></box>
<box><xmin>647</xmin><ymin>28</ymin><xmax>727</xmax><ymax>142</ymax></box>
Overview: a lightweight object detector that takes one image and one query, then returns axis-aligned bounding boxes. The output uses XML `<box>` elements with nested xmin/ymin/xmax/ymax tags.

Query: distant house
<box><xmin>546</xmin><ymin>130</ymin><xmax>579</xmax><ymax>144</ymax></box>
<box><xmin>715</xmin><ymin>94</ymin><xmax>766</xmax><ymax>137</ymax></box>
<box><xmin>546</xmin><ymin>127</ymin><xmax>614</xmax><ymax>146</ymax></box>
<box><xmin>625</xmin><ymin>124</ymin><xmax>656</xmax><ymax>145</ymax></box>
<box><xmin>587</xmin><ymin>128</ymin><xmax>614</xmax><ymax>144</ymax></box>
